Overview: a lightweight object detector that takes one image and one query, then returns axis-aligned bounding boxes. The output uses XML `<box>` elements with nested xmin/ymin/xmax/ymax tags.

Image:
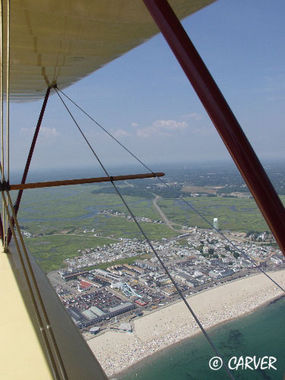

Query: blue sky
<box><xmin>10</xmin><ymin>0</ymin><xmax>285</xmax><ymax>175</ymax></box>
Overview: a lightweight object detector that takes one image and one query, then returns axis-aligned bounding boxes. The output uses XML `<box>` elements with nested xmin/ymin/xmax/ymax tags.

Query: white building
<box><xmin>213</xmin><ymin>218</ymin><xmax>219</xmax><ymax>230</ymax></box>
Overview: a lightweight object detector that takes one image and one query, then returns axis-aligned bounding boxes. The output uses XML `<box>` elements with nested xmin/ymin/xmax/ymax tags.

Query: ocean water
<box><xmin>119</xmin><ymin>296</ymin><xmax>285</xmax><ymax>380</ymax></box>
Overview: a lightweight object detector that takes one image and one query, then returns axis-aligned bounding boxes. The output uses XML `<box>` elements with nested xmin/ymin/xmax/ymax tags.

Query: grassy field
<box><xmin>26</xmin><ymin>235</ymin><xmax>114</xmax><ymax>272</ymax></box>
<box><xmin>19</xmin><ymin>185</ymin><xmax>161</xmax><ymax>233</ymax></box>
<box><xmin>157</xmin><ymin>196</ymin><xmax>284</xmax><ymax>232</ymax></box>
<box><xmin>19</xmin><ymin>185</ymin><xmax>176</xmax><ymax>271</ymax></box>
<box><xmin>17</xmin><ymin>184</ymin><xmax>284</xmax><ymax>272</ymax></box>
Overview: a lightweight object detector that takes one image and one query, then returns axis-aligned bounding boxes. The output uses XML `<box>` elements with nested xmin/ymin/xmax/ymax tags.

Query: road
<box><xmin>152</xmin><ymin>195</ymin><xmax>185</xmax><ymax>233</ymax></box>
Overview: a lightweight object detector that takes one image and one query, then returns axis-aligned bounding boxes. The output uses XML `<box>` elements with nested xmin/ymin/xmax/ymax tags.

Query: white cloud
<box><xmin>112</xmin><ymin>129</ymin><xmax>130</xmax><ymax>138</ymax></box>
<box><xmin>136</xmin><ymin>128</ymin><xmax>154</xmax><ymax>138</ymax></box>
<box><xmin>191</xmin><ymin>126</ymin><xmax>214</xmax><ymax>136</ymax></box>
<box><xmin>182</xmin><ymin>112</ymin><xmax>203</xmax><ymax>121</ymax></box>
<box><xmin>137</xmin><ymin>119</ymin><xmax>188</xmax><ymax>138</ymax></box>
<box><xmin>40</xmin><ymin>127</ymin><xmax>59</xmax><ymax>138</ymax></box>
<box><xmin>20</xmin><ymin>127</ymin><xmax>32</xmax><ymax>136</ymax></box>
<box><xmin>20</xmin><ymin>126</ymin><xmax>59</xmax><ymax>147</ymax></box>
<box><xmin>131</xmin><ymin>122</ymin><xmax>139</xmax><ymax>127</ymax></box>
<box><xmin>153</xmin><ymin>119</ymin><xmax>188</xmax><ymax>130</ymax></box>
<box><xmin>20</xmin><ymin>126</ymin><xmax>59</xmax><ymax>138</ymax></box>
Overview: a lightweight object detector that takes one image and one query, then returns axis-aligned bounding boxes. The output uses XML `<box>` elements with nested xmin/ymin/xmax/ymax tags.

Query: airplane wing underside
<box><xmin>8</xmin><ymin>0</ymin><xmax>214</xmax><ymax>100</ymax></box>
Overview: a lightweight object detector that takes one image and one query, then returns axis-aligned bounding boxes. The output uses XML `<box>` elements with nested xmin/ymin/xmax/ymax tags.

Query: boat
<box><xmin>0</xmin><ymin>1</ymin><xmax>284</xmax><ymax>379</ymax></box>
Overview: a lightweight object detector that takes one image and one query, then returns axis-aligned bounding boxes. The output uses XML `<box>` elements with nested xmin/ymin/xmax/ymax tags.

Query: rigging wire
<box><xmin>0</xmin><ymin>0</ymin><xmax>11</xmax><ymax>248</ymax></box>
<box><xmin>0</xmin><ymin>0</ymin><xmax>3</xmax><ymax>179</ymax></box>
<box><xmin>4</xmin><ymin>0</ymin><xmax>10</xmax><ymax>249</ymax></box>
<box><xmin>57</xmin><ymin>88</ymin><xmax>284</xmax><ymax>293</ymax></box>
<box><xmin>1</xmin><ymin>188</ymin><xmax>68</xmax><ymax>380</ymax></box>
<box><xmin>57</xmin><ymin>87</ymin><xmax>155</xmax><ymax>175</ymax></box>
<box><xmin>55</xmin><ymin>88</ymin><xmax>236</xmax><ymax>380</ymax></box>
<box><xmin>5</xmin><ymin>0</ymin><xmax>10</xmax><ymax>183</ymax></box>
<box><xmin>0</xmin><ymin>0</ymin><xmax>5</xmax><ymax>244</ymax></box>
<box><xmin>175</xmin><ymin>197</ymin><xmax>285</xmax><ymax>292</ymax></box>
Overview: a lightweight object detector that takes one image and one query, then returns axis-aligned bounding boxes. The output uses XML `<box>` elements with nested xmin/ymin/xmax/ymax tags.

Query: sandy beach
<box><xmin>87</xmin><ymin>270</ymin><xmax>285</xmax><ymax>377</ymax></box>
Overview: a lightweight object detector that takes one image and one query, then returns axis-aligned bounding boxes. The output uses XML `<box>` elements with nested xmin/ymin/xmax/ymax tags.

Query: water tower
<box><xmin>213</xmin><ymin>217</ymin><xmax>219</xmax><ymax>230</ymax></box>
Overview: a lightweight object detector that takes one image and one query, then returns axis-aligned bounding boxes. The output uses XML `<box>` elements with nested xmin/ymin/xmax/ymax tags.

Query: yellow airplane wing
<box><xmin>10</xmin><ymin>0</ymin><xmax>214</xmax><ymax>100</ymax></box>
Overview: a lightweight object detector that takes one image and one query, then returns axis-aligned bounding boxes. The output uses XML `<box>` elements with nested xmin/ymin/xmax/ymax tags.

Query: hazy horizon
<box><xmin>9</xmin><ymin>0</ymin><xmax>285</xmax><ymax>173</ymax></box>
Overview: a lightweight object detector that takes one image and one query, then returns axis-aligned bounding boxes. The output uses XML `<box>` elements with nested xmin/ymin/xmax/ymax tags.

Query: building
<box><xmin>108</xmin><ymin>302</ymin><xmax>135</xmax><ymax>318</ymax></box>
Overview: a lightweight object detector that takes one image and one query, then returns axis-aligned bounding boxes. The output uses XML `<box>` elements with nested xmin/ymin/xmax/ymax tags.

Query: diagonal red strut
<box><xmin>143</xmin><ymin>0</ymin><xmax>285</xmax><ymax>256</ymax></box>
<box><xmin>7</xmin><ymin>86</ymin><xmax>52</xmax><ymax>244</ymax></box>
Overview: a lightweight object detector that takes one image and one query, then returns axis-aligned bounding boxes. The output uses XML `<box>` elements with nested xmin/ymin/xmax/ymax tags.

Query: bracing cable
<box><xmin>0</xmin><ymin>0</ymin><xmax>3</xmax><ymax>180</ymax></box>
<box><xmin>56</xmin><ymin>88</ymin><xmax>236</xmax><ymax>380</ymax></box>
<box><xmin>0</xmin><ymin>0</ymin><xmax>11</xmax><ymax>248</ymax></box>
<box><xmin>0</xmin><ymin>157</ymin><xmax>67</xmax><ymax>379</ymax></box>
<box><xmin>175</xmin><ymin>196</ymin><xmax>285</xmax><ymax>292</ymax></box>
<box><xmin>0</xmin><ymin>0</ymin><xmax>5</xmax><ymax>244</ymax></box>
<box><xmin>5</xmin><ymin>0</ymin><xmax>10</xmax><ymax>183</ymax></box>
<box><xmin>57</xmin><ymin>87</ymin><xmax>155</xmax><ymax>175</ymax></box>
<box><xmin>4</xmin><ymin>0</ymin><xmax>11</xmax><ymax>249</ymax></box>
<box><xmin>56</xmin><ymin>88</ymin><xmax>284</xmax><ymax>293</ymax></box>
<box><xmin>2</xmin><ymin>188</ymin><xmax>68</xmax><ymax>380</ymax></box>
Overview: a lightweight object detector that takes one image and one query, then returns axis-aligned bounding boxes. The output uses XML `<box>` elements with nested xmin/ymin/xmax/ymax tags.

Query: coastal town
<box><xmin>18</xmin><ymin>164</ymin><xmax>285</xmax><ymax>377</ymax></box>
<box><xmin>18</xmin><ymin>167</ymin><xmax>285</xmax><ymax>377</ymax></box>
<box><xmin>48</xmin><ymin>225</ymin><xmax>284</xmax><ymax>336</ymax></box>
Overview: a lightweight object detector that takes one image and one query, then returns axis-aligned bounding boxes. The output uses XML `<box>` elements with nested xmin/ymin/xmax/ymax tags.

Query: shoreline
<box><xmin>116</xmin><ymin>293</ymin><xmax>284</xmax><ymax>379</ymax></box>
<box><xmin>87</xmin><ymin>269</ymin><xmax>285</xmax><ymax>377</ymax></box>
